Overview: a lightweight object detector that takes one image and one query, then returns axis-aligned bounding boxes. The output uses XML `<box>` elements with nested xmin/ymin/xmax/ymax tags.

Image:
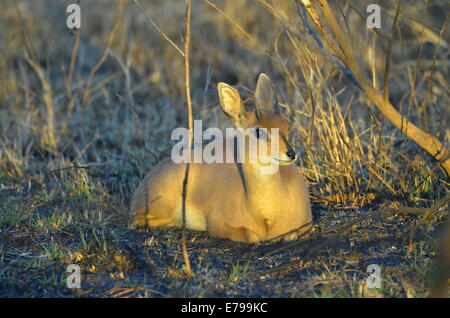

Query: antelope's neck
<box><xmin>226</xmin><ymin>135</ymin><xmax>285</xmax><ymax>205</ymax></box>
<box><xmin>241</xmin><ymin>162</ymin><xmax>285</xmax><ymax>208</ymax></box>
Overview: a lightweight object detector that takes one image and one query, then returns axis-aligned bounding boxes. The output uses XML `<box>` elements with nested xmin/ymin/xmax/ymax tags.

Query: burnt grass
<box><xmin>0</xmin><ymin>162</ymin><xmax>448</xmax><ymax>297</ymax></box>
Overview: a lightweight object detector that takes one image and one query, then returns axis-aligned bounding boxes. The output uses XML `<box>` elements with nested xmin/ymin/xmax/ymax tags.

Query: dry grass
<box><xmin>0</xmin><ymin>0</ymin><xmax>449</xmax><ymax>297</ymax></box>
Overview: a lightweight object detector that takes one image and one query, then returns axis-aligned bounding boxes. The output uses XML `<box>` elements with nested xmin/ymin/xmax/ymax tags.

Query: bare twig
<box><xmin>133</xmin><ymin>0</ymin><xmax>184</xmax><ymax>57</ymax></box>
<box><xmin>201</xmin><ymin>0</ymin><xmax>267</xmax><ymax>53</ymax></box>
<box><xmin>181</xmin><ymin>0</ymin><xmax>193</xmax><ymax>278</ymax></box>
<box><xmin>62</xmin><ymin>28</ymin><xmax>81</xmax><ymax>136</ymax></box>
<box><xmin>265</xmin><ymin>221</ymin><xmax>313</xmax><ymax>243</ymax></box>
<box><xmin>48</xmin><ymin>165</ymin><xmax>91</xmax><ymax>173</ymax></box>
<box><xmin>383</xmin><ymin>0</ymin><xmax>402</xmax><ymax>101</ymax></box>
<box><xmin>262</xmin><ymin>193</ymin><xmax>450</xmax><ymax>266</ymax></box>
<box><xmin>305</xmin><ymin>194</ymin><xmax>448</xmax><ymax>258</ymax></box>
<box><xmin>313</xmin><ymin>0</ymin><xmax>450</xmax><ymax>177</ymax></box>
<box><xmin>66</xmin><ymin>28</ymin><xmax>80</xmax><ymax>100</ymax></box>
<box><xmin>344</xmin><ymin>1</ymin><xmax>389</xmax><ymax>40</ymax></box>
<box><xmin>25</xmin><ymin>57</ymin><xmax>56</xmax><ymax>150</ymax></box>
<box><xmin>82</xmin><ymin>0</ymin><xmax>124</xmax><ymax>106</ymax></box>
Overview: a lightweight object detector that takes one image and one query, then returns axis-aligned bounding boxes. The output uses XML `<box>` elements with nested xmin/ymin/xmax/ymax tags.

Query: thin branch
<box><xmin>304</xmin><ymin>193</ymin><xmax>449</xmax><ymax>259</ymax></box>
<box><xmin>181</xmin><ymin>0</ymin><xmax>193</xmax><ymax>278</ymax></box>
<box><xmin>133</xmin><ymin>0</ymin><xmax>185</xmax><ymax>57</ymax></box>
<box><xmin>344</xmin><ymin>1</ymin><xmax>389</xmax><ymax>40</ymax></box>
<box><xmin>201</xmin><ymin>0</ymin><xmax>276</xmax><ymax>58</ymax></box>
<box><xmin>298</xmin><ymin>0</ymin><xmax>360</xmax><ymax>87</ymax></box>
<box><xmin>262</xmin><ymin>193</ymin><xmax>450</xmax><ymax>264</ymax></box>
<box><xmin>48</xmin><ymin>165</ymin><xmax>91</xmax><ymax>173</ymax></box>
<box><xmin>314</xmin><ymin>0</ymin><xmax>450</xmax><ymax>177</ymax></box>
<box><xmin>82</xmin><ymin>0</ymin><xmax>124</xmax><ymax>106</ymax></box>
<box><xmin>66</xmin><ymin>28</ymin><xmax>80</xmax><ymax>100</ymax></box>
<box><xmin>383</xmin><ymin>0</ymin><xmax>402</xmax><ymax>101</ymax></box>
<box><xmin>62</xmin><ymin>28</ymin><xmax>81</xmax><ymax>136</ymax></box>
<box><xmin>25</xmin><ymin>57</ymin><xmax>56</xmax><ymax>150</ymax></box>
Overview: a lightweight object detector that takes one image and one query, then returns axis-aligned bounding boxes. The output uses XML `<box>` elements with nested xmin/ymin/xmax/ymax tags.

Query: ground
<box><xmin>1</xmin><ymin>180</ymin><xmax>448</xmax><ymax>297</ymax></box>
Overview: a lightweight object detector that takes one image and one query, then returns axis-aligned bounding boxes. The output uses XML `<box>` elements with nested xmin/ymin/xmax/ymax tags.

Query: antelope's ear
<box><xmin>255</xmin><ymin>73</ymin><xmax>274</xmax><ymax>112</ymax></box>
<box><xmin>255</xmin><ymin>73</ymin><xmax>280</xmax><ymax>115</ymax></box>
<box><xmin>218</xmin><ymin>82</ymin><xmax>246</xmax><ymax>124</ymax></box>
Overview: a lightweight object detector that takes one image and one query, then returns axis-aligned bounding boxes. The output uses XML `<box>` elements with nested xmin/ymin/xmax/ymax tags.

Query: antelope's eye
<box><xmin>255</xmin><ymin>127</ymin><xmax>268</xmax><ymax>140</ymax></box>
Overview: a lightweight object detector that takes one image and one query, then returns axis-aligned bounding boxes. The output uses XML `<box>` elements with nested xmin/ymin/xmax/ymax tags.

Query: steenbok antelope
<box><xmin>131</xmin><ymin>73</ymin><xmax>312</xmax><ymax>243</ymax></box>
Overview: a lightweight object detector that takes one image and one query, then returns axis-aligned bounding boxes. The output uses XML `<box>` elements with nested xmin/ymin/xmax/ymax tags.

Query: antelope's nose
<box><xmin>286</xmin><ymin>150</ymin><xmax>296</xmax><ymax>160</ymax></box>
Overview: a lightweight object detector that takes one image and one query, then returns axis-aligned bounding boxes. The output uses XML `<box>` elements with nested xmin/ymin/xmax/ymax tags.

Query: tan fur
<box><xmin>131</xmin><ymin>74</ymin><xmax>312</xmax><ymax>243</ymax></box>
